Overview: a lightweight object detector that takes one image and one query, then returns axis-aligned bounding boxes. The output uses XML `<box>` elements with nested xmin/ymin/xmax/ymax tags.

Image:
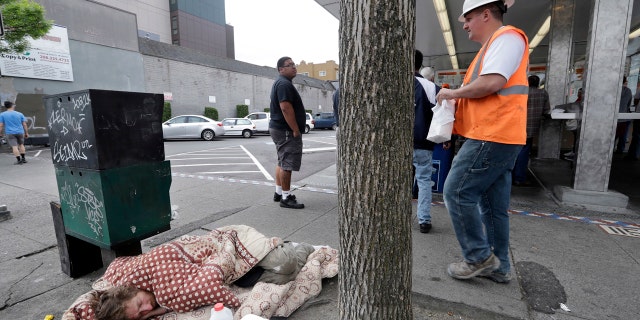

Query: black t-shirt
<box><xmin>269</xmin><ymin>75</ymin><xmax>306</xmax><ymax>131</ymax></box>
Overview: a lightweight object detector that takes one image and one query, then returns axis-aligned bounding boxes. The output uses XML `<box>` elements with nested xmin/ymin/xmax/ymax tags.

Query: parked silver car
<box><xmin>162</xmin><ymin>115</ymin><xmax>225</xmax><ymax>141</ymax></box>
<box><xmin>222</xmin><ymin>118</ymin><xmax>256</xmax><ymax>138</ymax></box>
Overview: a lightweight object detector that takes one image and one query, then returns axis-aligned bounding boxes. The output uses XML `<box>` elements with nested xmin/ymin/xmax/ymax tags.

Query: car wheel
<box><xmin>202</xmin><ymin>129</ymin><xmax>215</xmax><ymax>141</ymax></box>
<box><xmin>304</xmin><ymin>125</ymin><xmax>310</xmax><ymax>134</ymax></box>
<box><xmin>242</xmin><ymin>130</ymin><xmax>252</xmax><ymax>138</ymax></box>
<box><xmin>331</xmin><ymin>123</ymin><xmax>337</xmax><ymax>130</ymax></box>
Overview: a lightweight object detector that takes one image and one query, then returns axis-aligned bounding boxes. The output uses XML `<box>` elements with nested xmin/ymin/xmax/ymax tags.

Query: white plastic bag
<box><xmin>427</xmin><ymin>99</ymin><xmax>456</xmax><ymax>143</ymax></box>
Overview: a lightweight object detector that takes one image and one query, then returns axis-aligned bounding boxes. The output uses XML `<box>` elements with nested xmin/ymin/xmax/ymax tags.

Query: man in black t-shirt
<box><xmin>269</xmin><ymin>57</ymin><xmax>306</xmax><ymax>209</ymax></box>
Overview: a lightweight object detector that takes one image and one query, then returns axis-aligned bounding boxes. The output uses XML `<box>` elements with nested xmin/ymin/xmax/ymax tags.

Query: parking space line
<box><xmin>197</xmin><ymin>170</ymin><xmax>263</xmax><ymax>174</ymax></box>
<box><xmin>304</xmin><ymin>137</ymin><xmax>336</xmax><ymax>145</ymax></box>
<box><xmin>303</xmin><ymin>147</ymin><xmax>336</xmax><ymax>153</ymax></box>
<box><xmin>240</xmin><ymin>145</ymin><xmax>273</xmax><ymax>181</ymax></box>
<box><xmin>169</xmin><ymin>157</ymin><xmax>248</xmax><ymax>161</ymax></box>
<box><xmin>166</xmin><ymin>145</ymin><xmax>273</xmax><ymax>179</ymax></box>
<box><xmin>171</xmin><ymin>163</ymin><xmax>254</xmax><ymax>167</ymax></box>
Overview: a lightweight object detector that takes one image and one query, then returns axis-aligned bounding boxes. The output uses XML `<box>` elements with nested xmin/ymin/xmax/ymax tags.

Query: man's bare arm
<box><xmin>280</xmin><ymin>101</ymin><xmax>301</xmax><ymax>137</ymax></box>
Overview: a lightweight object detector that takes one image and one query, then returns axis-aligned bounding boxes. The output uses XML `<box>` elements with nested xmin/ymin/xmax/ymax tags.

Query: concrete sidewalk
<box><xmin>1</xmin><ymin>152</ymin><xmax>639</xmax><ymax>320</ymax></box>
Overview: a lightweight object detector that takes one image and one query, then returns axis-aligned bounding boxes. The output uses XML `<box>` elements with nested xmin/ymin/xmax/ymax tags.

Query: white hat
<box><xmin>459</xmin><ymin>0</ymin><xmax>515</xmax><ymax>22</ymax></box>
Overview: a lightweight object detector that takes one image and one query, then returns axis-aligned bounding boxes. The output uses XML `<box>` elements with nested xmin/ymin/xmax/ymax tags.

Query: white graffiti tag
<box><xmin>48</xmin><ymin>107</ymin><xmax>85</xmax><ymax>135</ymax></box>
<box><xmin>58</xmin><ymin>182</ymin><xmax>105</xmax><ymax>238</ymax></box>
<box><xmin>72</xmin><ymin>93</ymin><xmax>91</xmax><ymax>111</ymax></box>
<box><xmin>52</xmin><ymin>140</ymin><xmax>93</xmax><ymax>162</ymax></box>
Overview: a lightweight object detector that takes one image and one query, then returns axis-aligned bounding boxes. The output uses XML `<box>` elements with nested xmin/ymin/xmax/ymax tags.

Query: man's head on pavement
<box><xmin>277</xmin><ymin>56</ymin><xmax>297</xmax><ymax>80</ymax></box>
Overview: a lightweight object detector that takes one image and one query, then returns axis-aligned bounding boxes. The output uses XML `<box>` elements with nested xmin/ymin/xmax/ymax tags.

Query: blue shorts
<box><xmin>269</xmin><ymin>128</ymin><xmax>303</xmax><ymax>171</ymax></box>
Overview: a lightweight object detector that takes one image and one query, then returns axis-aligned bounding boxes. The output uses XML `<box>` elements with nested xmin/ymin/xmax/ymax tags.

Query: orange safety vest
<box><xmin>454</xmin><ymin>25</ymin><xmax>529</xmax><ymax>145</ymax></box>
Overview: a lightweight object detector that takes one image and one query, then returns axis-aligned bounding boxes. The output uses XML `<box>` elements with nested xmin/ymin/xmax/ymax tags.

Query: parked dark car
<box><xmin>314</xmin><ymin>112</ymin><xmax>337</xmax><ymax>130</ymax></box>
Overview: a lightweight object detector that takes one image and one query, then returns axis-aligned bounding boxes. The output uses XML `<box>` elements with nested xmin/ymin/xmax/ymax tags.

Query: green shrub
<box><xmin>162</xmin><ymin>102</ymin><xmax>172</xmax><ymax>122</ymax></box>
<box><xmin>263</xmin><ymin>108</ymin><xmax>270</xmax><ymax>112</ymax></box>
<box><xmin>305</xmin><ymin>109</ymin><xmax>312</xmax><ymax>114</ymax></box>
<box><xmin>236</xmin><ymin>104</ymin><xmax>249</xmax><ymax>118</ymax></box>
<box><xmin>204</xmin><ymin>107</ymin><xmax>219</xmax><ymax>120</ymax></box>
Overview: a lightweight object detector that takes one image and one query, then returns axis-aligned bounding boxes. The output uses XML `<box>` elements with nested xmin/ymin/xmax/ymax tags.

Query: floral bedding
<box><xmin>62</xmin><ymin>225</ymin><xmax>339</xmax><ymax>320</ymax></box>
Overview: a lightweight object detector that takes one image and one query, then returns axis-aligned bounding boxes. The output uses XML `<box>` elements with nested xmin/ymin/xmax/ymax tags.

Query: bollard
<box><xmin>0</xmin><ymin>204</ymin><xmax>12</xmax><ymax>222</ymax></box>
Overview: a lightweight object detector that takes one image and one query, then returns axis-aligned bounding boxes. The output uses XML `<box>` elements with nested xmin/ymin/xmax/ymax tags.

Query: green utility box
<box><xmin>54</xmin><ymin>161</ymin><xmax>172</xmax><ymax>248</ymax></box>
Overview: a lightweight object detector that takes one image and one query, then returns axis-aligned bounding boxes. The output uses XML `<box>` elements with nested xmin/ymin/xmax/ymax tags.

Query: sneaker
<box><xmin>419</xmin><ymin>223</ymin><xmax>432</xmax><ymax>233</ymax></box>
<box><xmin>273</xmin><ymin>192</ymin><xmax>282</xmax><ymax>202</ymax></box>
<box><xmin>14</xmin><ymin>160</ymin><xmax>23</xmax><ymax>165</ymax></box>
<box><xmin>280</xmin><ymin>195</ymin><xmax>304</xmax><ymax>209</ymax></box>
<box><xmin>480</xmin><ymin>271</ymin><xmax>512</xmax><ymax>284</ymax></box>
<box><xmin>563</xmin><ymin>151</ymin><xmax>575</xmax><ymax>157</ymax></box>
<box><xmin>447</xmin><ymin>253</ymin><xmax>500</xmax><ymax>280</ymax></box>
<box><xmin>21</xmin><ymin>158</ymin><xmax>27</xmax><ymax>164</ymax></box>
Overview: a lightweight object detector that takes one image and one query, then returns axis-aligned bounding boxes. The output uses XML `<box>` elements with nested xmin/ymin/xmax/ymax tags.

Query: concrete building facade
<box><xmin>0</xmin><ymin>0</ymin><xmax>333</xmax><ymax>138</ymax></box>
<box><xmin>91</xmin><ymin>0</ymin><xmax>172</xmax><ymax>43</ymax></box>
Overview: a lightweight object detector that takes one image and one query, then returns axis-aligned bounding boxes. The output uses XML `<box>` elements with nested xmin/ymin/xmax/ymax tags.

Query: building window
<box><xmin>319</xmin><ymin>71</ymin><xmax>326</xmax><ymax>77</ymax></box>
<box><xmin>171</xmin><ymin>16</ymin><xmax>178</xmax><ymax>35</ymax></box>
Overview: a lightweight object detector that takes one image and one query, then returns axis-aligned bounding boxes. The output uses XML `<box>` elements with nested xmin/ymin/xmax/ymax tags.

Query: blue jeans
<box><xmin>413</xmin><ymin>149</ymin><xmax>433</xmax><ymax>224</ymax></box>
<box><xmin>443</xmin><ymin>139</ymin><xmax>521</xmax><ymax>274</ymax></box>
<box><xmin>512</xmin><ymin>138</ymin><xmax>532</xmax><ymax>183</ymax></box>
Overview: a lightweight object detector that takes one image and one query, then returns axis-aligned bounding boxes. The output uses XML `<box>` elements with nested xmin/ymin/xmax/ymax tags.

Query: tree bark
<box><xmin>337</xmin><ymin>0</ymin><xmax>415</xmax><ymax>319</ymax></box>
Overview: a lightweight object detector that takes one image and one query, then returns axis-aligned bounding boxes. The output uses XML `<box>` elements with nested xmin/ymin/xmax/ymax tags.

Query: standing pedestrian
<box><xmin>269</xmin><ymin>57</ymin><xmax>305</xmax><ymax>209</ymax></box>
<box><xmin>0</xmin><ymin>101</ymin><xmax>29</xmax><ymax>165</ymax></box>
<box><xmin>413</xmin><ymin>50</ymin><xmax>436</xmax><ymax>233</ymax></box>
<box><xmin>614</xmin><ymin>76</ymin><xmax>632</xmax><ymax>154</ymax></box>
<box><xmin>512</xmin><ymin>75</ymin><xmax>550</xmax><ymax>186</ymax></box>
<box><xmin>435</xmin><ymin>0</ymin><xmax>528</xmax><ymax>283</ymax></box>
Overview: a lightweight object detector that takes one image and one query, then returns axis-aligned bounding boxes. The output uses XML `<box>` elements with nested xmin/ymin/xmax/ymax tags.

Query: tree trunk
<box><xmin>337</xmin><ymin>0</ymin><xmax>415</xmax><ymax>319</ymax></box>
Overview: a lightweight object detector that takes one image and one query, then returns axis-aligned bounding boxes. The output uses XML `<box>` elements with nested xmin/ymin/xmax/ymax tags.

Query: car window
<box><xmin>223</xmin><ymin>119</ymin><xmax>235</xmax><ymax>126</ymax></box>
<box><xmin>306</xmin><ymin>114</ymin><xmax>311</xmax><ymax>120</ymax></box>
<box><xmin>188</xmin><ymin>116</ymin><xmax>206</xmax><ymax>123</ymax></box>
<box><xmin>171</xmin><ymin>116</ymin><xmax>188</xmax><ymax>124</ymax></box>
<box><xmin>238</xmin><ymin>119</ymin><xmax>251</xmax><ymax>125</ymax></box>
<box><xmin>247</xmin><ymin>114</ymin><xmax>257</xmax><ymax>120</ymax></box>
<box><xmin>257</xmin><ymin>113</ymin><xmax>267</xmax><ymax>120</ymax></box>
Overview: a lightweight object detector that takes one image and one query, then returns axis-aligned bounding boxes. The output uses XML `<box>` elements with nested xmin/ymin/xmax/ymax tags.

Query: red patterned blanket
<box><xmin>62</xmin><ymin>225</ymin><xmax>339</xmax><ymax>320</ymax></box>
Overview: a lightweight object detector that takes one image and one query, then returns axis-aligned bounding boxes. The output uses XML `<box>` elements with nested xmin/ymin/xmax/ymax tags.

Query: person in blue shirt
<box><xmin>0</xmin><ymin>101</ymin><xmax>29</xmax><ymax>164</ymax></box>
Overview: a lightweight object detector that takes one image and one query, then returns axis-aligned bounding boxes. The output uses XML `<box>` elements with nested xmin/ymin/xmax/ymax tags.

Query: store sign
<box><xmin>0</xmin><ymin>25</ymin><xmax>74</xmax><ymax>81</ymax></box>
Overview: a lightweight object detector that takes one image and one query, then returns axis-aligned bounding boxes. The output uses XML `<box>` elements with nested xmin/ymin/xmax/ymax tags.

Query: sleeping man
<box><xmin>85</xmin><ymin>225</ymin><xmax>314</xmax><ymax>320</ymax></box>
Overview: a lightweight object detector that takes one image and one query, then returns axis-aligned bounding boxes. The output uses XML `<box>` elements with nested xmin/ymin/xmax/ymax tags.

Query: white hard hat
<box><xmin>459</xmin><ymin>0</ymin><xmax>515</xmax><ymax>22</ymax></box>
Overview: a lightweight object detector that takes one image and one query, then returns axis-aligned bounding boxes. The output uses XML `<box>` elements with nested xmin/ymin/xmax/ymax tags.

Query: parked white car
<box><xmin>305</xmin><ymin>113</ymin><xmax>315</xmax><ymax>134</ymax></box>
<box><xmin>246</xmin><ymin>111</ymin><xmax>314</xmax><ymax>134</ymax></box>
<box><xmin>222</xmin><ymin>118</ymin><xmax>256</xmax><ymax>138</ymax></box>
<box><xmin>245</xmin><ymin>112</ymin><xmax>270</xmax><ymax>133</ymax></box>
<box><xmin>162</xmin><ymin>115</ymin><xmax>225</xmax><ymax>141</ymax></box>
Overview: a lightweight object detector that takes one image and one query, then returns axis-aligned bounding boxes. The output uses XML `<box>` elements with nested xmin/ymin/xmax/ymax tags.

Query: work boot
<box><xmin>447</xmin><ymin>253</ymin><xmax>500</xmax><ymax>280</ymax></box>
